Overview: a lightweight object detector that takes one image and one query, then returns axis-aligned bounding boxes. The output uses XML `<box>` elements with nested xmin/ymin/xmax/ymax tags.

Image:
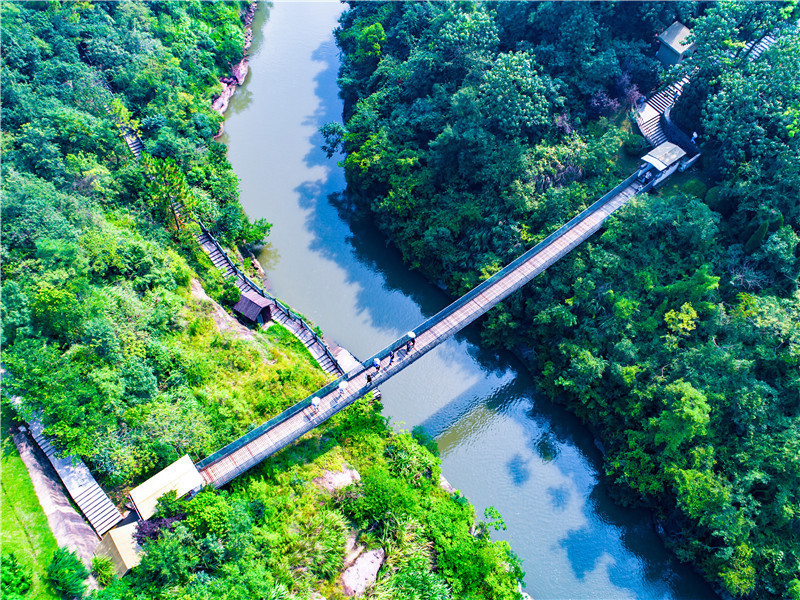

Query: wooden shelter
<box><xmin>233</xmin><ymin>290</ymin><xmax>273</xmax><ymax>324</ymax></box>
<box><xmin>94</xmin><ymin>522</ymin><xmax>142</xmax><ymax>577</ymax></box>
<box><xmin>128</xmin><ymin>455</ymin><xmax>204</xmax><ymax>521</ymax></box>
<box><xmin>657</xmin><ymin>22</ymin><xmax>697</xmax><ymax>67</ymax></box>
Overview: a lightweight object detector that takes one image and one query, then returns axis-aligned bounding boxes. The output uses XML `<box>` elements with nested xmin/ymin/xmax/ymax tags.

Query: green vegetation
<box><xmin>89</xmin><ymin>399</ymin><xmax>521</xmax><ymax>600</ymax></box>
<box><xmin>90</xmin><ymin>556</ymin><xmax>116</xmax><ymax>588</ymax></box>
<box><xmin>2</xmin><ymin>2</ymin><xmax>524</xmax><ymax>598</ymax></box>
<box><xmin>2</xmin><ymin>552</ymin><xmax>34</xmax><ymax>600</ymax></box>
<box><xmin>332</xmin><ymin>2</ymin><xmax>800</xmax><ymax>598</ymax></box>
<box><xmin>46</xmin><ymin>548</ymin><xmax>89</xmax><ymax>600</ymax></box>
<box><xmin>0</xmin><ymin>0</ymin><xmax>297</xmax><ymax>490</ymax></box>
<box><xmin>1</xmin><ymin>407</ymin><xmax>59</xmax><ymax>600</ymax></box>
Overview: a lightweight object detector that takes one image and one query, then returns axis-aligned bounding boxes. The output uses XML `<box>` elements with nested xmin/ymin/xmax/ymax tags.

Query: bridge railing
<box><xmin>394</xmin><ymin>172</ymin><xmax>640</xmax><ymax>345</ymax></box>
<box><xmin>197</xmin><ymin>222</ymin><xmax>343</xmax><ymax>374</ymax></box>
<box><xmin>196</xmin><ymin>172</ymin><xmax>640</xmax><ymax>474</ymax></box>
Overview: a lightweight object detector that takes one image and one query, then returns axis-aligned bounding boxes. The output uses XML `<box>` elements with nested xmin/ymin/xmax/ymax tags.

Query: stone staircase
<box><xmin>270</xmin><ymin>309</ymin><xmax>341</xmax><ymax>374</ymax></box>
<box><xmin>193</xmin><ymin>228</ymin><xmax>344</xmax><ymax>375</ymax></box>
<box><xmin>124</xmin><ymin>130</ymin><xmax>145</xmax><ymax>159</ymax></box>
<box><xmin>745</xmin><ymin>33</ymin><xmax>777</xmax><ymax>61</ymax></box>
<box><xmin>636</xmin><ymin>74</ymin><xmax>691</xmax><ymax>147</ymax></box>
<box><xmin>637</xmin><ymin>30</ymin><xmax>780</xmax><ymax>148</ymax></box>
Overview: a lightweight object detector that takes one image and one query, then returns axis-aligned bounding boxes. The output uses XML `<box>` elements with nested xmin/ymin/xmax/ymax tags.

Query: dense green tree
<box><xmin>333</xmin><ymin>3</ymin><xmax>800</xmax><ymax>598</ymax></box>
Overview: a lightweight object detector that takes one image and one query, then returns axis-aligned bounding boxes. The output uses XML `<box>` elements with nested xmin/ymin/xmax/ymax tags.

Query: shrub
<box><xmin>91</xmin><ymin>555</ymin><xmax>116</xmax><ymax>587</ymax></box>
<box><xmin>134</xmin><ymin>515</ymin><xmax>185</xmax><ymax>546</ymax></box>
<box><xmin>622</xmin><ymin>130</ymin><xmax>649</xmax><ymax>156</ymax></box>
<box><xmin>152</xmin><ymin>490</ymin><xmax>186</xmax><ymax>519</ymax></box>
<box><xmin>284</xmin><ymin>509</ymin><xmax>347</xmax><ymax>580</ymax></box>
<box><xmin>682</xmin><ymin>179</ymin><xmax>708</xmax><ymax>199</ymax></box>
<box><xmin>338</xmin><ymin>467</ymin><xmax>417</xmax><ymax>532</ymax></box>
<box><xmin>385</xmin><ymin>432</ymin><xmax>440</xmax><ymax>487</ymax></box>
<box><xmin>589</xmin><ymin>89</ymin><xmax>621</xmax><ymax>118</ymax></box>
<box><xmin>1</xmin><ymin>552</ymin><xmax>32</xmax><ymax>599</ymax></box>
<box><xmin>219</xmin><ymin>279</ymin><xmax>242</xmax><ymax>308</ymax></box>
<box><xmin>47</xmin><ymin>547</ymin><xmax>89</xmax><ymax>599</ymax></box>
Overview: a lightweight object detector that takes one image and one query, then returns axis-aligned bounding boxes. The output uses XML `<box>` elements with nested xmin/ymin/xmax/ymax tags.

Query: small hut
<box><xmin>128</xmin><ymin>455</ymin><xmax>204</xmax><ymax>521</ymax></box>
<box><xmin>656</xmin><ymin>22</ymin><xmax>697</xmax><ymax>67</ymax></box>
<box><xmin>233</xmin><ymin>290</ymin><xmax>272</xmax><ymax>325</ymax></box>
<box><xmin>94</xmin><ymin>522</ymin><xmax>142</xmax><ymax>578</ymax></box>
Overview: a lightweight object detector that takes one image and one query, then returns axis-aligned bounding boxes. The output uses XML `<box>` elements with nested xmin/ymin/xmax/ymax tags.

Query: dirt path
<box><xmin>12</xmin><ymin>431</ymin><xmax>99</xmax><ymax>563</ymax></box>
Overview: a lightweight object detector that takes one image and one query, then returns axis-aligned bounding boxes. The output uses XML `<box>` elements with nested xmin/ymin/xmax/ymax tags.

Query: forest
<box><xmin>330</xmin><ymin>2</ymin><xmax>800</xmax><ymax>599</ymax></box>
<box><xmin>1</xmin><ymin>1</ymin><xmax>524</xmax><ymax>599</ymax></box>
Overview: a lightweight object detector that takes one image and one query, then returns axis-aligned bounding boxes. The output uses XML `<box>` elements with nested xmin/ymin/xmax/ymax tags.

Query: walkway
<box><xmin>11</xmin><ymin>431</ymin><xmax>100</xmax><ymax>563</ymax></box>
<box><xmin>196</xmin><ymin>173</ymin><xmax>643</xmax><ymax>488</ymax></box>
<box><xmin>28</xmin><ymin>420</ymin><xmax>123</xmax><ymax>537</ymax></box>
<box><xmin>637</xmin><ymin>31</ymin><xmax>779</xmax><ymax>147</ymax></box>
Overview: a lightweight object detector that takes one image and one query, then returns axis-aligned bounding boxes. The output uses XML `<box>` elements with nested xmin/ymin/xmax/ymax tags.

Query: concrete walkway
<box><xmin>12</xmin><ymin>431</ymin><xmax>99</xmax><ymax>563</ymax></box>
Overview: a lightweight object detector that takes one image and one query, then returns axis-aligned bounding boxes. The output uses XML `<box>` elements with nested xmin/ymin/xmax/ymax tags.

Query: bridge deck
<box><xmin>197</xmin><ymin>174</ymin><xmax>643</xmax><ymax>488</ymax></box>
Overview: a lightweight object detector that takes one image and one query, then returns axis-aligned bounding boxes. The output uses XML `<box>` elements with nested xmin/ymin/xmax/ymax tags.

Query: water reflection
<box><xmin>222</xmin><ymin>3</ymin><xmax>718</xmax><ymax>598</ymax></box>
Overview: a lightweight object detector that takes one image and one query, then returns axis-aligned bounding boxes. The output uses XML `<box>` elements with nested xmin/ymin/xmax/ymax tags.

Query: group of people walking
<box><xmin>367</xmin><ymin>331</ymin><xmax>416</xmax><ymax>382</ymax></box>
<box><xmin>309</xmin><ymin>331</ymin><xmax>418</xmax><ymax>418</ymax></box>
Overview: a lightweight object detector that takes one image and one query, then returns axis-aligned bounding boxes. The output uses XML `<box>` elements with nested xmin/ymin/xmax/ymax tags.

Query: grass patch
<box><xmin>1</xmin><ymin>405</ymin><xmax>59</xmax><ymax>600</ymax></box>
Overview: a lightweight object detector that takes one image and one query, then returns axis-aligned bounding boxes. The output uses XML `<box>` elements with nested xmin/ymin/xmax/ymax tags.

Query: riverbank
<box><xmin>219</xmin><ymin>2</ymin><xmax>724</xmax><ymax>598</ymax></box>
<box><xmin>2</xmin><ymin>1</ymin><xmax>536</xmax><ymax>597</ymax></box>
<box><xmin>212</xmin><ymin>1</ymin><xmax>258</xmax><ymax>137</ymax></box>
<box><xmin>330</xmin><ymin>4</ymin><xmax>800</xmax><ymax>599</ymax></box>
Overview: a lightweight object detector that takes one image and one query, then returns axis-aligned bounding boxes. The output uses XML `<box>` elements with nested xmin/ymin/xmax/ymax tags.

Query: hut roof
<box><xmin>658</xmin><ymin>22</ymin><xmax>696</xmax><ymax>55</ymax></box>
<box><xmin>642</xmin><ymin>142</ymin><xmax>686</xmax><ymax>171</ymax></box>
<box><xmin>94</xmin><ymin>521</ymin><xmax>142</xmax><ymax>577</ymax></box>
<box><xmin>128</xmin><ymin>455</ymin><xmax>203</xmax><ymax>521</ymax></box>
<box><xmin>233</xmin><ymin>290</ymin><xmax>271</xmax><ymax>322</ymax></box>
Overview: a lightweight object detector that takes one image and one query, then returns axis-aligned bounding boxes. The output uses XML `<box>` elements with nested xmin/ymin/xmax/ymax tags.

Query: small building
<box><xmin>656</xmin><ymin>22</ymin><xmax>697</xmax><ymax>67</ymax></box>
<box><xmin>128</xmin><ymin>455</ymin><xmax>204</xmax><ymax>521</ymax></box>
<box><xmin>94</xmin><ymin>521</ymin><xmax>142</xmax><ymax>578</ymax></box>
<box><xmin>637</xmin><ymin>141</ymin><xmax>688</xmax><ymax>188</ymax></box>
<box><xmin>233</xmin><ymin>290</ymin><xmax>273</xmax><ymax>325</ymax></box>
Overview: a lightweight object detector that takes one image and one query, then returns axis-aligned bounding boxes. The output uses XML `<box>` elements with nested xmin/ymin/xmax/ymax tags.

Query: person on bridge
<box><xmin>338</xmin><ymin>381</ymin><xmax>348</xmax><ymax>400</ymax></box>
<box><xmin>311</xmin><ymin>396</ymin><xmax>320</xmax><ymax>415</ymax></box>
<box><xmin>405</xmin><ymin>331</ymin><xmax>416</xmax><ymax>352</ymax></box>
<box><xmin>388</xmin><ymin>350</ymin><xmax>395</xmax><ymax>366</ymax></box>
<box><xmin>372</xmin><ymin>357</ymin><xmax>381</xmax><ymax>373</ymax></box>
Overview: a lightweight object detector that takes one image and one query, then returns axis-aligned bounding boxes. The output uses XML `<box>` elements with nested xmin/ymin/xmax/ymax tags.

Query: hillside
<box><xmin>1</xmin><ymin>2</ymin><xmax>525</xmax><ymax>599</ymax></box>
<box><xmin>330</xmin><ymin>2</ymin><xmax>800</xmax><ymax>598</ymax></box>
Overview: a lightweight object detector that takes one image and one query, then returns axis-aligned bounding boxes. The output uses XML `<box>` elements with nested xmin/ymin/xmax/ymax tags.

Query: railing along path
<box><xmin>86</xmin><ymin>61</ymin><xmax>344</xmax><ymax>376</ymax></box>
<box><xmin>196</xmin><ymin>173</ymin><xmax>643</xmax><ymax>487</ymax></box>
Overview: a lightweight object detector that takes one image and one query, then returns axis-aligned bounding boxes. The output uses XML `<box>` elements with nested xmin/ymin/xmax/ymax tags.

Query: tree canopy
<box><xmin>332</xmin><ymin>2</ymin><xmax>800</xmax><ymax>598</ymax></box>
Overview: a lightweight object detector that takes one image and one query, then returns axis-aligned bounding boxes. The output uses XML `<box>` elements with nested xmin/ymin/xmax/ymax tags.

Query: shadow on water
<box><xmin>303</xmin><ymin>39</ymin><xmax>343</xmax><ymax>170</ymax></box>
<box><xmin>557</xmin><ymin>475</ymin><xmax>717</xmax><ymax>598</ymax></box>
<box><xmin>293</xmin><ymin>37</ymin><xmax>521</xmax><ymax>377</ymax></box>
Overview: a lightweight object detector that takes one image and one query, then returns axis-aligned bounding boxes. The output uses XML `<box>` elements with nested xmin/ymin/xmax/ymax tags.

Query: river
<box><xmin>220</xmin><ymin>2</ymin><xmax>717</xmax><ymax>598</ymax></box>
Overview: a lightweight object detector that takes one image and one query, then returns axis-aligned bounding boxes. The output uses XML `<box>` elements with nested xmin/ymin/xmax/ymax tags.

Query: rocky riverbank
<box><xmin>212</xmin><ymin>1</ymin><xmax>258</xmax><ymax>137</ymax></box>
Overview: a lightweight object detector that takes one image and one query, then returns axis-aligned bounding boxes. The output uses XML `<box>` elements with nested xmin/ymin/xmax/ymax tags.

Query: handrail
<box><xmin>401</xmin><ymin>172</ymin><xmax>639</xmax><ymax>343</ymax></box>
<box><xmin>197</xmin><ymin>221</ymin><xmax>343</xmax><ymax>373</ymax></box>
<box><xmin>196</xmin><ymin>172</ymin><xmax>641</xmax><ymax>472</ymax></box>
